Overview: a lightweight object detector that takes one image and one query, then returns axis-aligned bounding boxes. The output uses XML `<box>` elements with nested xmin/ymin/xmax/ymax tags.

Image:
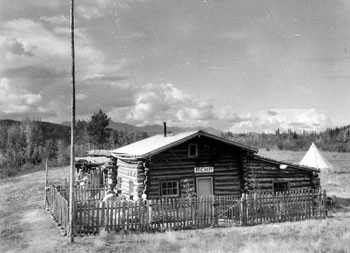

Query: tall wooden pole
<box><xmin>69</xmin><ymin>0</ymin><xmax>76</xmax><ymax>243</ymax></box>
<box><xmin>44</xmin><ymin>158</ymin><xmax>48</xmax><ymax>209</ymax></box>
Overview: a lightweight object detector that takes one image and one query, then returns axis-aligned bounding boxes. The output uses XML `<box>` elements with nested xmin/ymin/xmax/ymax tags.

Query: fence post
<box><xmin>322</xmin><ymin>189</ymin><xmax>327</xmax><ymax>218</ymax></box>
<box><xmin>240</xmin><ymin>193</ymin><xmax>246</xmax><ymax>225</ymax></box>
<box><xmin>73</xmin><ymin>199</ymin><xmax>77</xmax><ymax>236</ymax></box>
<box><xmin>44</xmin><ymin>158</ymin><xmax>48</xmax><ymax>209</ymax></box>
<box><xmin>318</xmin><ymin>189</ymin><xmax>322</xmax><ymax>218</ymax></box>
<box><xmin>211</xmin><ymin>196</ymin><xmax>217</xmax><ymax>227</ymax></box>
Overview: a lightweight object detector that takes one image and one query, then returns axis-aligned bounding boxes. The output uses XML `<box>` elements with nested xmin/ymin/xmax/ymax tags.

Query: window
<box><xmin>188</xmin><ymin>143</ymin><xmax>198</xmax><ymax>157</ymax></box>
<box><xmin>273</xmin><ymin>181</ymin><xmax>289</xmax><ymax>193</ymax></box>
<box><xmin>160</xmin><ymin>181</ymin><xmax>179</xmax><ymax>197</ymax></box>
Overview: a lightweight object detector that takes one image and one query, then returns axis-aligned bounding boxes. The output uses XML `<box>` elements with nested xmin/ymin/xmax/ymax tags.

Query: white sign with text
<box><xmin>194</xmin><ymin>167</ymin><xmax>214</xmax><ymax>173</ymax></box>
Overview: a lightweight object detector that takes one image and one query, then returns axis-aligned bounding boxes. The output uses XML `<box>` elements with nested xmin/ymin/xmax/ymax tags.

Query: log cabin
<box><xmin>111</xmin><ymin>129</ymin><xmax>320</xmax><ymax>200</ymax></box>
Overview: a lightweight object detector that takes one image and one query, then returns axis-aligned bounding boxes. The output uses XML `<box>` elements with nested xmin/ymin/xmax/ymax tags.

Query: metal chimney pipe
<box><xmin>163</xmin><ymin>122</ymin><xmax>167</xmax><ymax>137</ymax></box>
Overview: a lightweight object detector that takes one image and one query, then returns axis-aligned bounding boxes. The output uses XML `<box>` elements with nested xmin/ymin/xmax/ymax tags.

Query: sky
<box><xmin>0</xmin><ymin>0</ymin><xmax>349</xmax><ymax>133</ymax></box>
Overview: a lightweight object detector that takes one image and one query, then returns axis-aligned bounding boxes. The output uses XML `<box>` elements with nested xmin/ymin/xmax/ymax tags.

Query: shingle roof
<box><xmin>111</xmin><ymin>130</ymin><xmax>258</xmax><ymax>159</ymax></box>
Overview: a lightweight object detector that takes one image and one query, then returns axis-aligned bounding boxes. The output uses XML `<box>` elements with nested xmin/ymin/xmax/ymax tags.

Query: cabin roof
<box><xmin>75</xmin><ymin>156</ymin><xmax>110</xmax><ymax>165</ymax></box>
<box><xmin>111</xmin><ymin>130</ymin><xmax>258</xmax><ymax>159</ymax></box>
<box><xmin>87</xmin><ymin>149</ymin><xmax>111</xmax><ymax>157</ymax></box>
<box><xmin>253</xmin><ymin>155</ymin><xmax>320</xmax><ymax>173</ymax></box>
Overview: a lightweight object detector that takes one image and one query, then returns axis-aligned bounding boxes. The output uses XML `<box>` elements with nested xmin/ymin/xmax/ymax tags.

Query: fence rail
<box><xmin>46</xmin><ymin>186</ymin><xmax>327</xmax><ymax>235</ymax></box>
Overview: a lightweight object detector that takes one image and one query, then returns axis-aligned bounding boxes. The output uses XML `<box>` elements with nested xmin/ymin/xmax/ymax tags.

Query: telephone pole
<box><xmin>69</xmin><ymin>0</ymin><xmax>76</xmax><ymax>243</ymax></box>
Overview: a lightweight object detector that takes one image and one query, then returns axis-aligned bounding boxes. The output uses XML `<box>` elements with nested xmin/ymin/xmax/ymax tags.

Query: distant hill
<box><xmin>222</xmin><ymin>124</ymin><xmax>350</xmax><ymax>152</ymax></box>
<box><xmin>3</xmin><ymin>119</ymin><xmax>349</xmax><ymax>152</ymax></box>
<box><xmin>37</xmin><ymin>121</ymin><xmax>70</xmax><ymax>141</ymax></box>
<box><xmin>62</xmin><ymin>120</ymin><xmax>222</xmax><ymax>136</ymax></box>
<box><xmin>1</xmin><ymin>119</ymin><xmax>70</xmax><ymax>141</ymax></box>
<box><xmin>0</xmin><ymin>119</ymin><xmax>20</xmax><ymax>127</ymax></box>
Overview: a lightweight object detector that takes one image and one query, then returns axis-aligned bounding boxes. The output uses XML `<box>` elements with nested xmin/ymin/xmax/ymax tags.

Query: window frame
<box><xmin>273</xmin><ymin>181</ymin><xmax>290</xmax><ymax>193</ymax></box>
<box><xmin>188</xmin><ymin>143</ymin><xmax>198</xmax><ymax>157</ymax></box>
<box><xmin>160</xmin><ymin>180</ymin><xmax>180</xmax><ymax>197</ymax></box>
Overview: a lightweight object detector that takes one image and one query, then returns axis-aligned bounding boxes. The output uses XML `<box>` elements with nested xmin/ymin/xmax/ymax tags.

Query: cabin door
<box><xmin>196</xmin><ymin>177</ymin><xmax>213</xmax><ymax>197</ymax></box>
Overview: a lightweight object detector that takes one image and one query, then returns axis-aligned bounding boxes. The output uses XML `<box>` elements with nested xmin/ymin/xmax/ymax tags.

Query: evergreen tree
<box><xmin>6</xmin><ymin>125</ymin><xmax>26</xmax><ymax>169</ymax></box>
<box><xmin>56</xmin><ymin>139</ymin><xmax>70</xmax><ymax>166</ymax></box>
<box><xmin>87</xmin><ymin>109</ymin><xmax>111</xmax><ymax>149</ymax></box>
<box><xmin>23</xmin><ymin>121</ymin><xmax>44</xmax><ymax>164</ymax></box>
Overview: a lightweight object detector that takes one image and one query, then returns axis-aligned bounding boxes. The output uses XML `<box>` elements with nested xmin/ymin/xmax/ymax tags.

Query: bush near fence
<box><xmin>45</xmin><ymin>186</ymin><xmax>327</xmax><ymax>236</ymax></box>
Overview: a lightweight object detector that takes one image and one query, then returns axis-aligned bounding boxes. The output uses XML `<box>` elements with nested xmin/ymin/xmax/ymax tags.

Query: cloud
<box><xmin>177</xmin><ymin>102</ymin><xmax>215</xmax><ymax>121</ymax></box>
<box><xmin>39</xmin><ymin>15</ymin><xmax>69</xmax><ymax>25</ymax></box>
<box><xmin>3</xmin><ymin>38</ymin><xmax>34</xmax><ymax>56</ymax></box>
<box><xmin>84</xmin><ymin>75</ymin><xmax>129</xmax><ymax>82</ymax></box>
<box><xmin>267</xmin><ymin>110</ymin><xmax>278</xmax><ymax>116</ymax></box>
<box><xmin>106</xmin><ymin>83</ymin><xmax>216</xmax><ymax>127</ymax></box>
<box><xmin>0</xmin><ymin>18</ymin><xmax>127</xmax><ymax>121</ymax></box>
<box><xmin>75</xmin><ymin>0</ymin><xmax>144</xmax><ymax>20</ymax></box>
<box><xmin>226</xmin><ymin>108</ymin><xmax>333</xmax><ymax>133</ymax></box>
<box><xmin>218</xmin><ymin>108</ymin><xmax>253</xmax><ymax>123</ymax></box>
<box><xmin>0</xmin><ymin>77</ymin><xmax>43</xmax><ymax>115</ymax></box>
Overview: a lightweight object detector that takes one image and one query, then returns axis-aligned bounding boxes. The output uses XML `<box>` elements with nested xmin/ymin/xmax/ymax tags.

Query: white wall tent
<box><xmin>299</xmin><ymin>143</ymin><xmax>334</xmax><ymax>172</ymax></box>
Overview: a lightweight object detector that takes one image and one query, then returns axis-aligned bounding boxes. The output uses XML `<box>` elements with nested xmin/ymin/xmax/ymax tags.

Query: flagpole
<box><xmin>69</xmin><ymin>0</ymin><xmax>76</xmax><ymax>243</ymax></box>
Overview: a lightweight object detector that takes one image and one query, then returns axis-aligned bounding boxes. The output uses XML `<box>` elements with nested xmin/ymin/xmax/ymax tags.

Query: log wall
<box><xmin>117</xmin><ymin>159</ymin><xmax>145</xmax><ymax>199</ymax></box>
<box><xmin>242</xmin><ymin>155</ymin><xmax>320</xmax><ymax>192</ymax></box>
<box><xmin>147</xmin><ymin>136</ymin><xmax>245</xmax><ymax>199</ymax></box>
<box><xmin>116</xmin><ymin>137</ymin><xmax>321</xmax><ymax>200</ymax></box>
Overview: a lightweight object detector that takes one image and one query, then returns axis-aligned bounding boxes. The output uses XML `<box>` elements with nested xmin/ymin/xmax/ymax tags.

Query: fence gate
<box><xmin>215</xmin><ymin>196</ymin><xmax>242</xmax><ymax>226</ymax></box>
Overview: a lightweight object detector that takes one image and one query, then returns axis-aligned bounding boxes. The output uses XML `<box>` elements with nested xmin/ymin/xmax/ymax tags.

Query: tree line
<box><xmin>0</xmin><ymin>110</ymin><xmax>148</xmax><ymax>178</ymax></box>
<box><xmin>1</xmin><ymin>109</ymin><xmax>349</xmax><ymax>178</ymax></box>
<box><xmin>221</xmin><ymin>126</ymin><xmax>350</xmax><ymax>152</ymax></box>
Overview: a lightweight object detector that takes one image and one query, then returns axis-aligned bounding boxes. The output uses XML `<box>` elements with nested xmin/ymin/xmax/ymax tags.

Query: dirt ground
<box><xmin>0</xmin><ymin>169</ymin><xmax>68</xmax><ymax>252</ymax></box>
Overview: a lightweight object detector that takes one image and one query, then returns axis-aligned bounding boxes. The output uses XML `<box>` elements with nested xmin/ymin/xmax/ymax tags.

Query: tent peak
<box><xmin>299</xmin><ymin>143</ymin><xmax>333</xmax><ymax>171</ymax></box>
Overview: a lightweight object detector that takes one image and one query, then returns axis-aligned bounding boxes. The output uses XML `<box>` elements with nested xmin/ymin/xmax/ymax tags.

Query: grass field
<box><xmin>0</xmin><ymin>150</ymin><xmax>349</xmax><ymax>252</ymax></box>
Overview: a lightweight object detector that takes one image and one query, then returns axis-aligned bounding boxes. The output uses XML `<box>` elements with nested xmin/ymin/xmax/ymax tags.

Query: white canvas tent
<box><xmin>299</xmin><ymin>143</ymin><xmax>333</xmax><ymax>172</ymax></box>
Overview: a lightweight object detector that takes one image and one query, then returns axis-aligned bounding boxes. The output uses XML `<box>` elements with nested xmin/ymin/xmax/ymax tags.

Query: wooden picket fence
<box><xmin>75</xmin><ymin>188</ymin><xmax>106</xmax><ymax>202</ymax></box>
<box><xmin>46</xmin><ymin>185</ymin><xmax>70</xmax><ymax>235</ymax></box>
<box><xmin>46</xmin><ymin>186</ymin><xmax>327</xmax><ymax>236</ymax></box>
<box><xmin>75</xmin><ymin>197</ymin><xmax>215</xmax><ymax>235</ymax></box>
<box><xmin>215</xmin><ymin>189</ymin><xmax>327</xmax><ymax>226</ymax></box>
<box><xmin>241</xmin><ymin>190</ymin><xmax>327</xmax><ymax>225</ymax></box>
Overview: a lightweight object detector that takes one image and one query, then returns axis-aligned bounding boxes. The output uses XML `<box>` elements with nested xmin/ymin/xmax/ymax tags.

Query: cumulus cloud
<box><xmin>218</xmin><ymin>108</ymin><xmax>253</xmax><ymax>123</ymax></box>
<box><xmin>106</xmin><ymin>83</ymin><xmax>216</xmax><ymax>127</ymax></box>
<box><xmin>226</xmin><ymin>108</ymin><xmax>333</xmax><ymax>133</ymax></box>
<box><xmin>0</xmin><ymin>77</ymin><xmax>42</xmax><ymax>115</ymax></box>
<box><xmin>3</xmin><ymin>38</ymin><xmax>34</xmax><ymax>56</ymax></box>
<box><xmin>177</xmin><ymin>102</ymin><xmax>215</xmax><ymax>121</ymax></box>
<box><xmin>0</xmin><ymin>18</ymin><xmax>127</xmax><ymax>121</ymax></box>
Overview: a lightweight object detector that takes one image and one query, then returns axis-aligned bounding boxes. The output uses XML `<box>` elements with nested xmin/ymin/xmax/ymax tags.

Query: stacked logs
<box><xmin>102</xmin><ymin>159</ymin><xmax>118</xmax><ymax>194</ymax></box>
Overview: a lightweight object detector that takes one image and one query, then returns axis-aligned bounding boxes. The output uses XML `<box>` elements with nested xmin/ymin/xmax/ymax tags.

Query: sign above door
<box><xmin>194</xmin><ymin>167</ymin><xmax>214</xmax><ymax>173</ymax></box>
